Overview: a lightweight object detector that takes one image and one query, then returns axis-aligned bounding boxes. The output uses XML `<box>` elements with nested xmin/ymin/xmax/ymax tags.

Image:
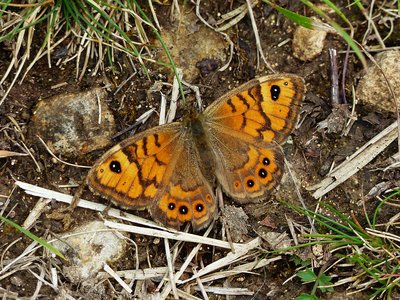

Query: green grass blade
<box><xmin>285</xmin><ymin>201</ymin><xmax>368</xmax><ymax>240</ymax></box>
<box><xmin>0</xmin><ymin>215</ymin><xmax>66</xmax><ymax>260</ymax></box>
<box><xmin>372</xmin><ymin>189</ymin><xmax>400</xmax><ymax>229</ymax></box>
<box><xmin>300</xmin><ymin>0</ymin><xmax>367</xmax><ymax>68</ymax></box>
<box><xmin>0</xmin><ymin>0</ymin><xmax>12</xmax><ymax>18</ymax></box>
<box><xmin>321</xmin><ymin>0</ymin><xmax>351</xmax><ymax>25</ymax></box>
<box><xmin>132</xmin><ymin>0</ymin><xmax>186</xmax><ymax>102</ymax></box>
<box><xmin>262</xmin><ymin>0</ymin><xmax>313</xmax><ymax>28</ymax></box>
<box><xmin>263</xmin><ymin>1</ymin><xmax>366</xmax><ymax>68</ymax></box>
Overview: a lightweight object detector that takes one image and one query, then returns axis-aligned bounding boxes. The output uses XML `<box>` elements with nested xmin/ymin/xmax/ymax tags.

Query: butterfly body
<box><xmin>87</xmin><ymin>74</ymin><xmax>305</xmax><ymax>230</ymax></box>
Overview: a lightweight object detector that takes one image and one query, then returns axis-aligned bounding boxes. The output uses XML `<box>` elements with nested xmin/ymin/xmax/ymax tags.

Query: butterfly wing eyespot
<box><xmin>203</xmin><ymin>74</ymin><xmax>305</xmax><ymax>202</ymax></box>
<box><xmin>150</xmin><ymin>185</ymin><xmax>216</xmax><ymax>230</ymax></box>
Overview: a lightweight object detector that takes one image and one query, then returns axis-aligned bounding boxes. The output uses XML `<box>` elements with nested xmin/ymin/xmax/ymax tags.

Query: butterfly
<box><xmin>87</xmin><ymin>74</ymin><xmax>305</xmax><ymax>231</ymax></box>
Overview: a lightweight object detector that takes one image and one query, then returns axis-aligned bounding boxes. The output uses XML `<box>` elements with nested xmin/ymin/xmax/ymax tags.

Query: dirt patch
<box><xmin>1</xmin><ymin>1</ymin><xmax>399</xmax><ymax>299</ymax></box>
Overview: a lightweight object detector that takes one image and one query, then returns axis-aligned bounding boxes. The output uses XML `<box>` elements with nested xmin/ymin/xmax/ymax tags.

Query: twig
<box><xmin>104</xmin><ymin>263</ymin><xmax>133</xmax><ymax>293</ymax></box>
<box><xmin>37</xmin><ymin>136</ymin><xmax>91</xmax><ymax>169</ymax></box>
<box><xmin>245</xmin><ymin>0</ymin><xmax>274</xmax><ymax>71</ymax></box>
<box><xmin>193</xmin><ymin>0</ymin><xmax>234</xmax><ymax>72</ymax></box>
<box><xmin>329</xmin><ymin>48</ymin><xmax>340</xmax><ymax>106</ymax></box>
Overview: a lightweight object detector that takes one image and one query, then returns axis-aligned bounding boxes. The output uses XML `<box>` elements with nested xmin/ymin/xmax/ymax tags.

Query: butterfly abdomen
<box><xmin>186</xmin><ymin>116</ymin><xmax>216</xmax><ymax>183</ymax></box>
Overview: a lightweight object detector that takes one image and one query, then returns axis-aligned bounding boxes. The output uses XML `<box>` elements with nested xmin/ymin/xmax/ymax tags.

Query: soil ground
<box><xmin>1</xmin><ymin>1</ymin><xmax>399</xmax><ymax>299</ymax></box>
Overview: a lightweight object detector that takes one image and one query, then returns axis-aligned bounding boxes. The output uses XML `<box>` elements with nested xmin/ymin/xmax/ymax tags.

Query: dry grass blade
<box><xmin>199</xmin><ymin>256</ymin><xmax>282</xmax><ymax>284</ymax></box>
<box><xmin>97</xmin><ymin>267</ymin><xmax>168</xmax><ymax>280</ymax></box>
<box><xmin>178</xmin><ymin>238</ymin><xmax>261</xmax><ymax>284</ymax></box>
<box><xmin>245</xmin><ymin>0</ymin><xmax>273</xmax><ymax>71</ymax></box>
<box><xmin>160</xmin><ymin>222</ymin><xmax>215</xmax><ymax>298</ymax></box>
<box><xmin>360</xmin><ymin>1</ymin><xmax>386</xmax><ymax>49</ymax></box>
<box><xmin>366</xmin><ymin>228</ymin><xmax>400</xmax><ymax>243</ymax></box>
<box><xmin>163</xmin><ymin>238</ymin><xmax>178</xmax><ymax>299</ymax></box>
<box><xmin>215</xmin><ymin>0</ymin><xmax>258</xmax><ymax>31</ymax></box>
<box><xmin>309</xmin><ymin>121</ymin><xmax>398</xmax><ymax>198</ymax></box>
<box><xmin>176</xmin><ymin>289</ymin><xmax>202</xmax><ymax>299</ymax></box>
<box><xmin>30</xmin><ymin>266</ymin><xmax>46</xmax><ymax>299</ymax></box>
<box><xmin>16</xmin><ymin>180</ymin><xmax>163</xmax><ymax>229</ymax></box>
<box><xmin>15</xmin><ymin>180</ymin><xmax>254</xmax><ymax>249</ymax></box>
<box><xmin>36</xmin><ymin>136</ymin><xmax>91</xmax><ymax>169</ymax></box>
<box><xmin>0</xmin><ymin>240</ymin><xmax>39</xmax><ymax>277</ymax></box>
<box><xmin>104</xmin><ymin>220</ymin><xmax>244</xmax><ymax>250</ymax></box>
<box><xmin>104</xmin><ymin>263</ymin><xmax>133</xmax><ymax>293</ymax></box>
<box><xmin>166</xmin><ymin>68</ymin><xmax>183</xmax><ymax>123</ymax></box>
<box><xmin>193</xmin><ymin>267</ymin><xmax>209</xmax><ymax>299</ymax></box>
<box><xmin>22</xmin><ymin>198</ymin><xmax>51</xmax><ymax>230</ymax></box>
<box><xmin>195</xmin><ymin>286</ymin><xmax>253</xmax><ymax>296</ymax></box>
<box><xmin>0</xmin><ymin>150</ymin><xmax>28</xmax><ymax>158</ymax></box>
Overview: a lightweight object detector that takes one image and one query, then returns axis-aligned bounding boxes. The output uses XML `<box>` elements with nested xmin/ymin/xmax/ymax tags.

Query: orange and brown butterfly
<box><xmin>87</xmin><ymin>74</ymin><xmax>305</xmax><ymax>231</ymax></box>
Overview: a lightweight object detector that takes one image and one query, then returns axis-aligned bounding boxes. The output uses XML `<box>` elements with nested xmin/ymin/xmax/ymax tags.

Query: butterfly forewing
<box><xmin>87</xmin><ymin>123</ymin><xmax>182</xmax><ymax>208</ymax></box>
<box><xmin>204</xmin><ymin>74</ymin><xmax>305</xmax><ymax>144</ymax></box>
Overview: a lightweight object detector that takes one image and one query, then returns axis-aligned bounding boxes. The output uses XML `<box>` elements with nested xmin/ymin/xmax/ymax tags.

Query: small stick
<box><xmin>329</xmin><ymin>48</ymin><xmax>340</xmax><ymax>106</ymax></box>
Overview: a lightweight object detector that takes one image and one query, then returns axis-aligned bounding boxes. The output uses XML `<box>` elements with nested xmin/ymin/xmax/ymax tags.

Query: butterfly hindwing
<box><xmin>150</xmin><ymin>135</ymin><xmax>217</xmax><ymax>230</ymax></box>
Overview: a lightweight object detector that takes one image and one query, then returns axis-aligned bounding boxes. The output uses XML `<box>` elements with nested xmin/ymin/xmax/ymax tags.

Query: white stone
<box><xmin>357</xmin><ymin>50</ymin><xmax>400</xmax><ymax>112</ymax></box>
<box><xmin>292</xmin><ymin>24</ymin><xmax>327</xmax><ymax>61</ymax></box>
<box><xmin>54</xmin><ymin>221</ymin><xmax>128</xmax><ymax>282</ymax></box>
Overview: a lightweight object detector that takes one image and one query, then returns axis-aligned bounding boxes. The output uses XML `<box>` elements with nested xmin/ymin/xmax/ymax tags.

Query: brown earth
<box><xmin>1</xmin><ymin>1</ymin><xmax>399</xmax><ymax>299</ymax></box>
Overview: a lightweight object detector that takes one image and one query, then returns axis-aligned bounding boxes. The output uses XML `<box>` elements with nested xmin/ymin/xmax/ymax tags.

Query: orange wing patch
<box><xmin>206</xmin><ymin>75</ymin><xmax>305</xmax><ymax>144</ymax></box>
<box><xmin>219</xmin><ymin>144</ymin><xmax>284</xmax><ymax>201</ymax></box>
<box><xmin>151</xmin><ymin>183</ymin><xmax>216</xmax><ymax>230</ymax></box>
<box><xmin>87</xmin><ymin>129</ymin><xmax>179</xmax><ymax>209</ymax></box>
